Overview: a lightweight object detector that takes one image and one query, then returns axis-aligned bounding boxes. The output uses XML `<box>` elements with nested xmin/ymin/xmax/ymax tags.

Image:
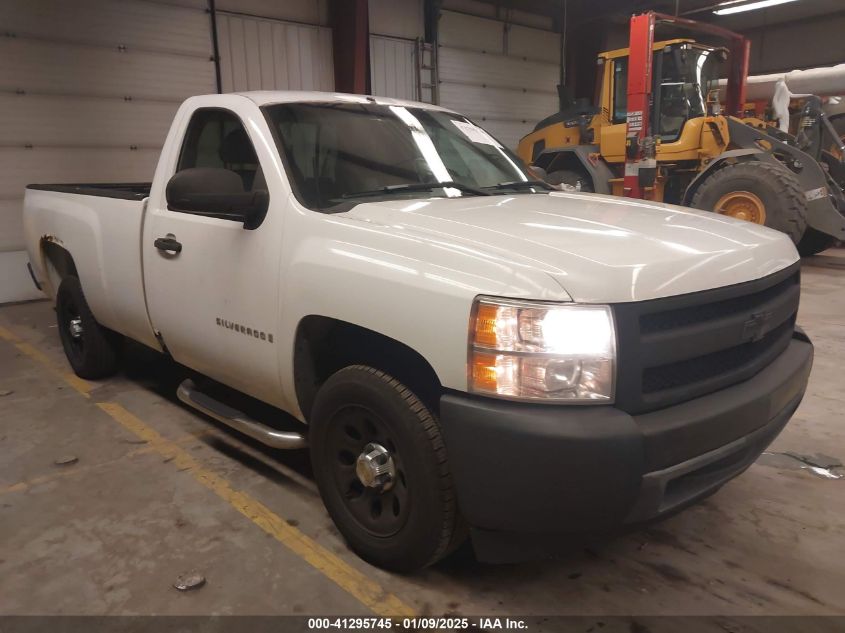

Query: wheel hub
<box><xmin>715</xmin><ymin>190</ymin><xmax>767</xmax><ymax>225</ymax></box>
<box><xmin>68</xmin><ymin>317</ymin><xmax>83</xmax><ymax>340</ymax></box>
<box><xmin>355</xmin><ymin>442</ymin><xmax>395</xmax><ymax>492</ymax></box>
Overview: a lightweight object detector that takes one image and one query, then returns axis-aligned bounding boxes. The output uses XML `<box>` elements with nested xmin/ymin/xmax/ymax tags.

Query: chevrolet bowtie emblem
<box><xmin>742</xmin><ymin>311</ymin><xmax>772</xmax><ymax>343</ymax></box>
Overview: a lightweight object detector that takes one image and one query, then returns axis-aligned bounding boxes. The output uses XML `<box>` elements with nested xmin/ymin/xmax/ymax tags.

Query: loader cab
<box><xmin>598</xmin><ymin>40</ymin><xmax>726</xmax><ymax>163</ymax></box>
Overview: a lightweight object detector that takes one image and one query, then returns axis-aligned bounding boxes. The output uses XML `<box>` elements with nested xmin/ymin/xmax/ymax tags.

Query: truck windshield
<box><xmin>263</xmin><ymin>102</ymin><xmax>536</xmax><ymax>211</ymax></box>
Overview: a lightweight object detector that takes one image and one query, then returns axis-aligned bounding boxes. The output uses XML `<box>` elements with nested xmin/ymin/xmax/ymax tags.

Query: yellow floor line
<box><xmin>0</xmin><ymin>322</ymin><xmax>416</xmax><ymax>617</ymax></box>
<box><xmin>1</xmin><ymin>428</ymin><xmax>214</xmax><ymax>496</ymax></box>
<box><xmin>0</xmin><ymin>324</ymin><xmax>95</xmax><ymax>397</ymax></box>
<box><xmin>97</xmin><ymin>401</ymin><xmax>415</xmax><ymax>617</ymax></box>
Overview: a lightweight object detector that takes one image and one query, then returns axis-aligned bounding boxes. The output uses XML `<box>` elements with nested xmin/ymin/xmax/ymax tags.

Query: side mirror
<box><xmin>165</xmin><ymin>167</ymin><xmax>269</xmax><ymax>230</ymax></box>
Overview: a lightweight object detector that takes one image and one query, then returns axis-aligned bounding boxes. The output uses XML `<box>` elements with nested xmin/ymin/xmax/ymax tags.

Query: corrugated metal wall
<box><xmin>370</xmin><ymin>36</ymin><xmax>418</xmax><ymax>101</ymax></box>
<box><xmin>216</xmin><ymin>12</ymin><xmax>334</xmax><ymax>92</ymax></box>
<box><xmin>437</xmin><ymin>10</ymin><xmax>560</xmax><ymax>149</ymax></box>
<box><xmin>0</xmin><ymin>0</ymin><xmax>337</xmax><ymax>303</ymax></box>
<box><xmin>0</xmin><ymin>0</ymin><xmax>215</xmax><ymax>302</ymax></box>
<box><xmin>368</xmin><ymin>0</ymin><xmax>423</xmax><ymax>102</ymax></box>
<box><xmin>215</xmin><ymin>0</ymin><xmax>329</xmax><ymax>24</ymax></box>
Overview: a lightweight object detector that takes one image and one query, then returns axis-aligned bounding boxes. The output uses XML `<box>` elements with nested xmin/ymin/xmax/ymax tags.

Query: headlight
<box><xmin>468</xmin><ymin>297</ymin><xmax>615</xmax><ymax>402</ymax></box>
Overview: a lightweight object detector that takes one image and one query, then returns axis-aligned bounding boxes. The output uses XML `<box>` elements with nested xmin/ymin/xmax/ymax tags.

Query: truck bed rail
<box><xmin>26</xmin><ymin>183</ymin><xmax>151</xmax><ymax>201</ymax></box>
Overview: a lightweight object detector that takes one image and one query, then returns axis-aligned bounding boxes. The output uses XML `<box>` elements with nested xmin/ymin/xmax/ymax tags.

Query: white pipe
<box><xmin>718</xmin><ymin>64</ymin><xmax>845</xmax><ymax>101</ymax></box>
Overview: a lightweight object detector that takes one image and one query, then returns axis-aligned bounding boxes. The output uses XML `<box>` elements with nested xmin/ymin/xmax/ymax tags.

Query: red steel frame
<box><xmin>622</xmin><ymin>13</ymin><xmax>656</xmax><ymax>199</ymax></box>
<box><xmin>622</xmin><ymin>11</ymin><xmax>751</xmax><ymax>200</ymax></box>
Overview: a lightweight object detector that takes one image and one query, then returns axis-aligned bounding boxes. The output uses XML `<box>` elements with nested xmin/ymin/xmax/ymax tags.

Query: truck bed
<box><xmin>26</xmin><ymin>183</ymin><xmax>151</xmax><ymax>201</ymax></box>
<box><xmin>23</xmin><ymin>182</ymin><xmax>159</xmax><ymax>351</ymax></box>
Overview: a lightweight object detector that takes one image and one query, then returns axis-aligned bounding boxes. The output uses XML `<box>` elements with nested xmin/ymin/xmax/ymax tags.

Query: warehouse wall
<box><xmin>369</xmin><ymin>0</ymin><xmax>424</xmax><ymax>101</ymax></box>
<box><xmin>215</xmin><ymin>0</ymin><xmax>328</xmax><ymax>24</ymax></box>
<box><xmin>0</xmin><ymin>0</ymin><xmax>337</xmax><ymax>304</ymax></box>
<box><xmin>0</xmin><ymin>0</ymin><xmax>216</xmax><ymax>303</ymax></box>
<box><xmin>368</xmin><ymin>0</ymin><xmax>563</xmax><ymax>120</ymax></box>
<box><xmin>216</xmin><ymin>13</ymin><xmax>334</xmax><ymax>92</ymax></box>
<box><xmin>441</xmin><ymin>0</ymin><xmax>554</xmax><ymax>31</ymax></box>
<box><xmin>745</xmin><ymin>14</ymin><xmax>845</xmax><ymax>74</ymax></box>
<box><xmin>436</xmin><ymin>9</ymin><xmax>561</xmax><ymax>149</ymax></box>
<box><xmin>215</xmin><ymin>0</ymin><xmax>333</xmax><ymax>92</ymax></box>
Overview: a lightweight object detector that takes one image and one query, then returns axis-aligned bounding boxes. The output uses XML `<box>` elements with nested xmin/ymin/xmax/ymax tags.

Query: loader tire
<box><xmin>56</xmin><ymin>276</ymin><xmax>121</xmax><ymax>379</ymax></box>
<box><xmin>690</xmin><ymin>161</ymin><xmax>807</xmax><ymax>245</ymax></box>
<box><xmin>546</xmin><ymin>169</ymin><xmax>594</xmax><ymax>192</ymax></box>
<box><xmin>797</xmin><ymin>227</ymin><xmax>839</xmax><ymax>256</ymax></box>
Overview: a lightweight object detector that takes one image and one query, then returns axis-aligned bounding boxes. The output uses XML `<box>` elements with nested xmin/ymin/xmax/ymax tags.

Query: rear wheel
<box><xmin>309</xmin><ymin>365</ymin><xmax>464</xmax><ymax>572</ymax></box>
<box><xmin>797</xmin><ymin>227</ymin><xmax>839</xmax><ymax>256</ymax></box>
<box><xmin>546</xmin><ymin>169</ymin><xmax>594</xmax><ymax>192</ymax></box>
<box><xmin>829</xmin><ymin>115</ymin><xmax>845</xmax><ymax>159</ymax></box>
<box><xmin>690</xmin><ymin>161</ymin><xmax>807</xmax><ymax>244</ymax></box>
<box><xmin>55</xmin><ymin>276</ymin><xmax>121</xmax><ymax>379</ymax></box>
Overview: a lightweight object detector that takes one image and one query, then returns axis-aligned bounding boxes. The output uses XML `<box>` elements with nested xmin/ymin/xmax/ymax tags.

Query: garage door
<box><xmin>216</xmin><ymin>13</ymin><xmax>334</xmax><ymax>92</ymax></box>
<box><xmin>370</xmin><ymin>35</ymin><xmax>419</xmax><ymax>101</ymax></box>
<box><xmin>437</xmin><ymin>10</ymin><xmax>561</xmax><ymax>149</ymax></box>
<box><xmin>0</xmin><ymin>0</ymin><xmax>216</xmax><ymax>303</ymax></box>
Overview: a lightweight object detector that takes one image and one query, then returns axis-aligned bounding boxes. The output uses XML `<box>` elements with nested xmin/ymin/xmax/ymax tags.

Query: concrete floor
<box><xmin>1</xmin><ymin>252</ymin><xmax>844</xmax><ymax>617</ymax></box>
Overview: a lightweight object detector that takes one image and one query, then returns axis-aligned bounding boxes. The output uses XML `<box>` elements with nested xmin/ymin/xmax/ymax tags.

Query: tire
<box><xmin>309</xmin><ymin>365</ymin><xmax>464</xmax><ymax>572</ymax></box>
<box><xmin>690</xmin><ymin>161</ymin><xmax>807</xmax><ymax>244</ymax></box>
<box><xmin>830</xmin><ymin>115</ymin><xmax>845</xmax><ymax>143</ymax></box>
<box><xmin>546</xmin><ymin>169</ymin><xmax>594</xmax><ymax>192</ymax></box>
<box><xmin>797</xmin><ymin>227</ymin><xmax>839</xmax><ymax>256</ymax></box>
<box><xmin>55</xmin><ymin>276</ymin><xmax>121</xmax><ymax>379</ymax></box>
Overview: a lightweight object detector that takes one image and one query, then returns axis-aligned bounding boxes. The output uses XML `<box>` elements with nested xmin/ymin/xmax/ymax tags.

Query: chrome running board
<box><xmin>176</xmin><ymin>379</ymin><xmax>307</xmax><ymax>449</ymax></box>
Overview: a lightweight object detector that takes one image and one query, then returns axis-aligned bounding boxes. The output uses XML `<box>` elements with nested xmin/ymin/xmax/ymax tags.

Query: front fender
<box><xmin>275</xmin><ymin>209</ymin><xmax>568</xmax><ymax>414</ymax></box>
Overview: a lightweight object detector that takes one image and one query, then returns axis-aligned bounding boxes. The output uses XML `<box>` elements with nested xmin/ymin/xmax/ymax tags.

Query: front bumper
<box><xmin>439</xmin><ymin>332</ymin><xmax>813</xmax><ymax>563</ymax></box>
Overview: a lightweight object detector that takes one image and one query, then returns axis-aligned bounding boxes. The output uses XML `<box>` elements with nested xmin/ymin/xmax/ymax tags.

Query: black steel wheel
<box><xmin>325</xmin><ymin>404</ymin><xmax>410</xmax><ymax>538</ymax></box>
<box><xmin>55</xmin><ymin>276</ymin><xmax>121</xmax><ymax>379</ymax></box>
<box><xmin>310</xmin><ymin>365</ymin><xmax>464</xmax><ymax>572</ymax></box>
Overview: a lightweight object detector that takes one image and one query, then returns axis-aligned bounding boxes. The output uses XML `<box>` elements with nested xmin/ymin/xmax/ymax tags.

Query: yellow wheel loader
<box><xmin>517</xmin><ymin>12</ymin><xmax>845</xmax><ymax>255</ymax></box>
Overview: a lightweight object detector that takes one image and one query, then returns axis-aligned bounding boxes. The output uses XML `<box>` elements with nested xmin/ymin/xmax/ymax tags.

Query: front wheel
<box><xmin>689</xmin><ymin>161</ymin><xmax>807</xmax><ymax>244</ymax></box>
<box><xmin>309</xmin><ymin>366</ymin><xmax>464</xmax><ymax>572</ymax></box>
<box><xmin>546</xmin><ymin>169</ymin><xmax>594</xmax><ymax>192</ymax></box>
<box><xmin>55</xmin><ymin>276</ymin><xmax>121</xmax><ymax>379</ymax></box>
<box><xmin>797</xmin><ymin>227</ymin><xmax>839</xmax><ymax>256</ymax></box>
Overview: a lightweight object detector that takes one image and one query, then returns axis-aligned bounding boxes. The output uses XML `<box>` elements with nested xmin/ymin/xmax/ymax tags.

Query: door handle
<box><xmin>154</xmin><ymin>236</ymin><xmax>182</xmax><ymax>254</ymax></box>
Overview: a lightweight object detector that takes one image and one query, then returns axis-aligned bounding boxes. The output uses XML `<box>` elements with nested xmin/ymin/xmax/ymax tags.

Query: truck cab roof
<box><xmin>225</xmin><ymin>90</ymin><xmax>455</xmax><ymax>113</ymax></box>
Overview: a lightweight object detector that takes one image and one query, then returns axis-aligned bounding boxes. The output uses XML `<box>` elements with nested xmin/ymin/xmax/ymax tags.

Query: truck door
<box><xmin>142</xmin><ymin>104</ymin><xmax>284</xmax><ymax>406</ymax></box>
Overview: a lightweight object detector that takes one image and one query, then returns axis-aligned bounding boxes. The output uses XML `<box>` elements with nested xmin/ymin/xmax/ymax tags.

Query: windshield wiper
<box><xmin>342</xmin><ymin>181</ymin><xmax>492</xmax><ymax>199</ymax></box>
<box><xmin>485</xmin><ymin>180</ymin><xmax>555</xmax><ymax>192</ymax></box>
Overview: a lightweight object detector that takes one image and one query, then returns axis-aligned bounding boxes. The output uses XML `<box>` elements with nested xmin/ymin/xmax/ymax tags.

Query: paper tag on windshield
<box><xmin>452</xmin><ymin>120</ymin><xmax>501</xmax><ymax>147</ymax></box>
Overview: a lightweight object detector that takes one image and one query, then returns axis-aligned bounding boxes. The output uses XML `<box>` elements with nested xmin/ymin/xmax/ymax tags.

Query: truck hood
<box><xmin>343</xmin><ymin>191</ymin><xmax>799</xmax><ymax>303</ymax></box>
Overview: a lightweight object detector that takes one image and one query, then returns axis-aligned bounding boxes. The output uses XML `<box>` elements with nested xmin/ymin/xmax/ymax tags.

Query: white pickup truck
<box><xmin>24</xmin><ymin>91</ymin><xmax>813</xmax><ymax>571</ymax></box>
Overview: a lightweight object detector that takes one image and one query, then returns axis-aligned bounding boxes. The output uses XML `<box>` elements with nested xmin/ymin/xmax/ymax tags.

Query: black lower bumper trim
<box><xmin>624</xmin><ymin>389</ymin><xmax>801</xmax><ymax>524</ymax></box>
<box><xmin>439</xmin><ymin>335</ymin><xmax>812</xmax><ymax>562</ymax></box>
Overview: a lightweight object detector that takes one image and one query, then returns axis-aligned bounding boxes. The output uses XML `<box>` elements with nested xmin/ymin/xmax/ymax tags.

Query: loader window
<box><xmin>612</xmin><ymin>59</ymin><xmax>628</xmax><ymax>124</ymax></box>
<box><xmin>655</xmin><ymin>47</ymin><xmax>720</xmax><ymax>141</ymax></box>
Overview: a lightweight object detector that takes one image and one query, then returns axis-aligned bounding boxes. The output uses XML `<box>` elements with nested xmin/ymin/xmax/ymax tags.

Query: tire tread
<box><xmin>337</xmin><ymin>365</ymin><xmax>462</xmax><ymax>566</ymax></box>
<box><xmin>56</xmin><ymin>276</ymin><xmax>120</xmax><ymax>379</ymax></box>
<box><xmin>690</xmin><ymin>161</ymin><xmax>807</xmax><ymax>244</ymax></box>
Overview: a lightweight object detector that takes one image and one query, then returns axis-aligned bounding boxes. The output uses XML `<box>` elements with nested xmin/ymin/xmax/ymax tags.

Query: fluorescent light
<box><xmin>713</xmin><ymin>0</ymin><xmax>749</xmax><ymax>7</ymax></box>
<box><xmin>714</xmin><ymin>0</ymin><xmax>799</xmax><ymax>15</ymax></box>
